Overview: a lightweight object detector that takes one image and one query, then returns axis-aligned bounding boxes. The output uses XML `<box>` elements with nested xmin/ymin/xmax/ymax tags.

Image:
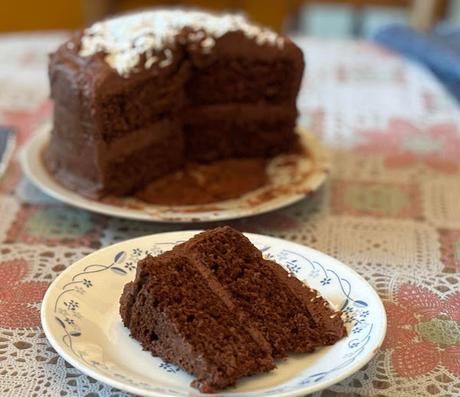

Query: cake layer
<box><xmin>185</xmin><ymin>123</ymin><xmax>296</xmax><ymax>162</ymax></box>
<box><xmin>52</xmin><ymin>103</ymin><xmax>94</xmax><ymax>142</ymax></box>
<box><xmin>45</xmin><ymin>116</ymin><xmax>184</xmax><ymax>197</ymax></box>
<box><xmin>177</xmin><ymin>227</ymin><xmax>346</xmax><ymax>357</ymax></box>
<box><xmin>120</xmin><ymin>252</ymin><xmax>274</xmax><ymax>393</ymax></box>
<box><xmin>49</xmin><ymin>50</ymin><xmax>89</xmax><ymax>115</ymax></box>
<box><xmin>53</xmin><ymin>103</ymin><xmax>181</xmax><ymax>160</ymax></box>
<box><xmin>183</xmin><ymin>105</ymin><xmax>297</xmax><ymax>161</ymax></box>
<box><xmin>96</xmin><ymin>62</ymin><xmax>189</xmax><ymax>139</ymax></box>
<box><xmin>50</xmin><ymin>46</ymin><xmax>189</xmax><ymax>142</ymax></box>
<box><xmin>44</xmin><ymin>130</ymin><xmax>102</xmax><ymax>198</ymax></box>
<box><xmin>186</xmin><ymin>58</ymin><xmax>298</xmax><ymax>105</ymax></box>
<box><xmin>101</xmin><ymin>124</ymin><xmax>184</xmax><ymax>196</ymax></box>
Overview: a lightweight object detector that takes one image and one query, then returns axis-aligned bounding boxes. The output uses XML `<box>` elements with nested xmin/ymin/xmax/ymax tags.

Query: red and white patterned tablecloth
<box><xmin>0</xmin><ymin>33</ymin><xmax>459</xmax><ymax>397</ymax></box>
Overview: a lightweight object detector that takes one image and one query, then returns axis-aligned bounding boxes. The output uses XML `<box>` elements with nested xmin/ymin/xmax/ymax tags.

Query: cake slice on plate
<box><xmin>120</xmin><ymin>226</ymin><xmax>346</xmax><ymax>392</ymax></box>
<box><xmin>177</xmin><ymin>226</ymin><xmax>346</xmax><ymax>356</ymax></box>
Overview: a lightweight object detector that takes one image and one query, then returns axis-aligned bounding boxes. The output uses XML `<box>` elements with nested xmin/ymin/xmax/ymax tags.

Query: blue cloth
<box><xmin>373</xmin><ymin>24</ymin><xmax>460</xmax><ymax>101</ymax></box>
<box><xmin>0</xmin><ymin>127</ymin><xmax>15</xmax><ymax>177</ymax></box>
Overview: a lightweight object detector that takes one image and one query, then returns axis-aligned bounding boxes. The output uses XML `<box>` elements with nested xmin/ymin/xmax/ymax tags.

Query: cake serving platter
<box><xmin>41</xmin><ymin>231</ymin><xmax>387</xmax><ymax>397</ymax></box>
<box><xmin>21</xmin><ymin>123</ymin><xmax>331</xmax><ymax>223</ymax></box>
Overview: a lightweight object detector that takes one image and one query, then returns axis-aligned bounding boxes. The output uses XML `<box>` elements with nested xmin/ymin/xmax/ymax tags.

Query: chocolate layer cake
<box><xmin>45</xmin><ymin>9</ymin><xmax>304</xmax><ymax>198</ymax></box>
<box><xmin>120</xmin><ymin>227</ymin><xmax>346</xmax><ymax>392</ymax></box>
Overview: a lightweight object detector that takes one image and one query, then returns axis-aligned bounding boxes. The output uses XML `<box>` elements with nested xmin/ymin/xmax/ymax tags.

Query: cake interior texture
<box><xmin>44</xmin><ymin>10</ymin><xmax>304</xmax><ymax>199</ymax></box>
<box><xmin>119</xmin><ymin>226</ymin><xmax>346</xmax><ymax>392</ymax></box>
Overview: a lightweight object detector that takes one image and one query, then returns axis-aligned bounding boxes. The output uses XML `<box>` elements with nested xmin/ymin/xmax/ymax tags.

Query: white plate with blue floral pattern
<box><xmin>41</xmin><ymin>231</ymin><xmax>386</xmax><ymax>397</ymax></box>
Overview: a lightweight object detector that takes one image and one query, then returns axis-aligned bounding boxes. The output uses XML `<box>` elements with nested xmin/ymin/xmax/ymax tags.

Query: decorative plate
<box><xmin>20</xmin><ymin>123</ymin><xmax>331</xmax><ymax>223</ymax></box>
<box><xmin>41</xmin><ymin>231</ymin><xmax>387</xmax><ymax>397</ymax></box>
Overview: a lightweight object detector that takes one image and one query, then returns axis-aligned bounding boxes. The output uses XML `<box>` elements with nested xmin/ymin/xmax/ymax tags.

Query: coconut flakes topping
<box><xmin>79</xmin><ymin>9</ymin><xmax>284</xmax><ymax>76</ymax></box>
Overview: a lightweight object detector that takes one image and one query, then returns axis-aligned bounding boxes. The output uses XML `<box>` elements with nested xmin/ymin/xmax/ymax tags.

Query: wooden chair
<box><xmin>81</xmin><ymin>0</ymin><xmax>448</xmax><ymax>32</ymax></box>
<box><xmin>0</xmin><ymin>0</ymin><xmax>448</xmax><ymax>33</ymax></box>
<box><xmin>82</xmin><ymin>0</ymin><xmax>297</xmax><ymax>31</ymax></box>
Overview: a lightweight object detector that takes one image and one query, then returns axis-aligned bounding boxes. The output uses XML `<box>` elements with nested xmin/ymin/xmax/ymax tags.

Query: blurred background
<box><xmin>1</xmin><ymin>0</ymin><xmax>460</xmax><ymax>101</ymax></box>
<box><xmin>1</xmin><ymin>0</ymin><xmax>459</xmax><ymax>36</ymax></box>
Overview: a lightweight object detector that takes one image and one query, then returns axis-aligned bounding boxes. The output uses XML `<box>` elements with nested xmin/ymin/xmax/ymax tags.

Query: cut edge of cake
<box><xmin>45</xmin><ymin>8</ymin><xmax>305</xmax><ymax>199</ymax></box>
<box><xmin>120</xmin><ymin>251</ymin><xmax>276</xmax><ymax>392</ymax></box>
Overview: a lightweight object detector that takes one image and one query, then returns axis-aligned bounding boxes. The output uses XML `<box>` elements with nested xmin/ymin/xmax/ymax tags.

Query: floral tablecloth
<box><xmin>1</xmin><ymin>33</ymin><xmax>459</xmax><ymax>397</ymax></box>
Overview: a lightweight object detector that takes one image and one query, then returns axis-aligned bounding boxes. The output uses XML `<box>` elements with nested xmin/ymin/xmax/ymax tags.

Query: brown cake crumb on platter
<box><xmin>135</xmin><ymin>158</ymin><xmax>268</xmax><ymax>205</ymax></box>
<box><xmin>119</xmin><ymin>226</ymin><xmax>346</xmax><ymax>393</ymax></box>
<box><xmin>44</xmin><ymin>8</ymin><xmax>305</xmax><ymax>203</ymax></box>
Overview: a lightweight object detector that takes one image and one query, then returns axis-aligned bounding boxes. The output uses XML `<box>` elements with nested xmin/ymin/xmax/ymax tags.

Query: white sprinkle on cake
<box><xmin>79</xmin><ymin>9</ymin><xmax>284</xmax><ymax>76</ymax></box>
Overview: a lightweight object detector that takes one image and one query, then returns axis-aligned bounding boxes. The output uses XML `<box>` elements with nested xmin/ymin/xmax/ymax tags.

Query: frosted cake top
<box><xmin>78</xmin><ymin>9</ymin><xmax>284</xmax><ymax>76</ymax></box>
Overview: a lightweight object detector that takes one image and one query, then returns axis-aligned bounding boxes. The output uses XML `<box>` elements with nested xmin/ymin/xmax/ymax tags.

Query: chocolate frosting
<box><xmin>45</xmin><ymin>9</ymin><xmax>305</xmax><ymax>199</ymax></box>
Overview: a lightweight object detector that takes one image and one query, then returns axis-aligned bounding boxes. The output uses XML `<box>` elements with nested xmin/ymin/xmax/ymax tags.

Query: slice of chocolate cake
<box><xmin>120</xmin><ymin>251</ymin><xmax>275</xmax><ymax>393</ymax></box>
<box><xmin>176</xmin><ymin>226</ymin><xmax>346</xmax><ymax>357</ymax></box>
<box><xmin>120</xmin><ymin>227</ymin><xmax>346</xmax><ymax>392</ymax></box>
